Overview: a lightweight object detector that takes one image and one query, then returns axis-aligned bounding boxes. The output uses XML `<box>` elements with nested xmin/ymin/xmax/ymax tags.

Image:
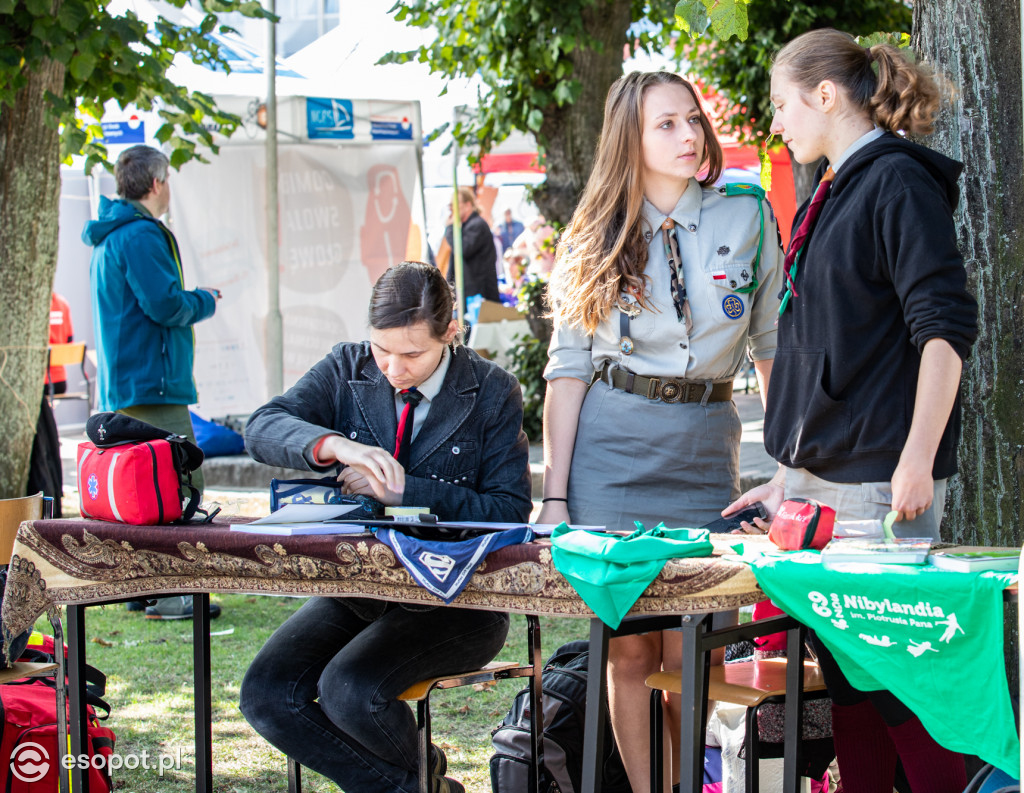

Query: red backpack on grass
<box><xmin>0</xmin><ymin>632</ymin><xmax>115</xmax><ymax>793</ymax></box>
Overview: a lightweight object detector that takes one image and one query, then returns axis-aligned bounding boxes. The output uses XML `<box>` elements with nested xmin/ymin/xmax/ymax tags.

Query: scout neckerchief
<box><xmin>550</xmin><ymin>523</ymin><xmax>712</xmax><ymax>628</ymax></box>
<box><xmin>661</xmin><ymin>218</ymin><xmax>693</xmax><ymax>334</ymax></box>
<box><xmin>617</xmin><ymin>217</ymin><xmax>689</xmax><ymax>357</ymax></box>
<box><xmin>375</xmin><ymin>525</ymin><xmax>533</xmax><ymax>604</ymax></box>
<box><xmin>778</xmin><ymin>167</ymin><xmax>835</xmax><ymax>317</ymax></box>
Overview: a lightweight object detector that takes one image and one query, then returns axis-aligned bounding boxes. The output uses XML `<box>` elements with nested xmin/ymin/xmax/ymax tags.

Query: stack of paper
<box><xmin>232</xmin><ymin>504</ymin><xmax>369</xmax><ymax>536</ymax></box>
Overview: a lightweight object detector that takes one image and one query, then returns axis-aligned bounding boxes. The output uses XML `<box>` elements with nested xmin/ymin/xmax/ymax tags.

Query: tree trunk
<box><xmin>0</xmin><ymin>57</ymin><xmax>65</xmax><ymax>499</ymax></box>
<box><xmin>915</xmin><ymin>1</ymin><xmax>1024</xmax><ymax>549</ymax></box>
<box><xmin>915</xmin><ymin>0</ymin><xmax>1024</xmax><ymax>694</ymax></box>
<box><xmin>531</xmin><ymin>0</ymin><xmax>633</xmax><ymax>226</ymax></box>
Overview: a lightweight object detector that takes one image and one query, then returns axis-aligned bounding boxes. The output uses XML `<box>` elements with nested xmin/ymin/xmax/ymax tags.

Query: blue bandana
<box><xmin>375</xmin><ymin>526</ymin><xmax>534</xmax><ymax>603</ymax></box>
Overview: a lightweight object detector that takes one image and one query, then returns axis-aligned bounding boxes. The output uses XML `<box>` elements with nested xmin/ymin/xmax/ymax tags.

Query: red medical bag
<box><xmin>77</xmin><ymin>440</ymin><xmax>186</xmax><ymax>525</ymax></box>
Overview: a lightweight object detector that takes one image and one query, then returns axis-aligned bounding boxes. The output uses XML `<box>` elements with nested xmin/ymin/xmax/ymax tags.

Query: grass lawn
<box><xmin>37</xmin><ymin>596</ymin><xmax>588</xmax><ymax>792</ymax></box>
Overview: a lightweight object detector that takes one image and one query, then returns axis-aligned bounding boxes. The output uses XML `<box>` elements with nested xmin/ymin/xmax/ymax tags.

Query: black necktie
<box><xmin>393</xmin><ymin>387</ymin><xmax>423</xmax><ymax>468</ymax></box>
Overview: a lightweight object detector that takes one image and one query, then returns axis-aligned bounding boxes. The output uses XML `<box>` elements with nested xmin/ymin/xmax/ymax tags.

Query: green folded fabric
<box><xmin>748</xmin><ymin>550</ymin><xmax>1020</xmax><ymax>778</ymax></box>
<box><xmin>550</xmin><ymin>522</ymin><xmax>713</xmax><ymax>628</ymax></box>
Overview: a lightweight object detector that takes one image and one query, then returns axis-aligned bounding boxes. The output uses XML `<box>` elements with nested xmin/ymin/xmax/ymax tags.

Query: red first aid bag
<box><xmin>767</xmin><ymin>498</ymin><xmax>836</xmax><ymax>551</ymax></box>
<box><xmin>77</xmin><ymin>440</ymin><xmax>187</xmax><ymax>525</ymax></box>
<box><xmin>1</xmin><ymin>632</ymin><xmax>116</xmax><ymax>793</ymax></box>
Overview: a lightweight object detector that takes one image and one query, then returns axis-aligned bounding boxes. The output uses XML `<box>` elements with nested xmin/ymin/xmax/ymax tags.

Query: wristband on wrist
<box><xmin>542</xmin><ymin>497</ymin><xmax>568</xmax><ymax>503</ymax></box>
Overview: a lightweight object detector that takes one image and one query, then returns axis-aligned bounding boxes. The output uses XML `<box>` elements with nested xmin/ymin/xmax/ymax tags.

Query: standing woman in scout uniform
<box><xmin>537</xmin><ymin>70</ymin><xmax>784</xmax><ymax>792</ymax></box>
<box><xmin>726</xmin><ymin>29</ymin><xmax>978</xmax><ymax>793</ymax></box>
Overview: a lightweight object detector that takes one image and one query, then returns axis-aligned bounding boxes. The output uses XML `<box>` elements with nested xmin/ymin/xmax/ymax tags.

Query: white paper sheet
<box><xmin>249</xmin><ymin>503</ymin><xmax>361</xmax><ymax>525</ymax></box>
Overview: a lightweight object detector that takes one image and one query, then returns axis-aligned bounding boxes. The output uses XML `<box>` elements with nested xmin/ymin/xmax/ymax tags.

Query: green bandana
<box><xmin>748</xmin><ymin>550</ymin><xmax>1019</xmax><ymax>777</ymax></box>
<box><xmin>550</xmin><ymin>523</ymin><xmax>713</xmax><ymax>628</ymax></box>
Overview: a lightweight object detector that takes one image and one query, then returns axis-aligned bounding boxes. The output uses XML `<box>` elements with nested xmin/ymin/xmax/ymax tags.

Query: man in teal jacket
<box><xmin>83</xmin><ymin>145</ymin><xmax>220</xmax><ymax>620</ymax></box>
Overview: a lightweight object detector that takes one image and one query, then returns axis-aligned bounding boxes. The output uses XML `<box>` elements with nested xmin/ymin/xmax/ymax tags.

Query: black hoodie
<box><xmin>763</xmin><ymin>133</ymin><xmax>978</xmax><ymax>483</ymax></box>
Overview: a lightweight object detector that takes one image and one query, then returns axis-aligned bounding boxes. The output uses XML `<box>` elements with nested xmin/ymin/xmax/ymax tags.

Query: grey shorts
<box><xmin>784</xmin><ymin>466</ymin><xmax>947</xmax><ymax>541</ymax></box>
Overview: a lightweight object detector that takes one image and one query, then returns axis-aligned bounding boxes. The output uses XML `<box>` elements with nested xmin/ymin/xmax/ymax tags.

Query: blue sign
<box><xmin>100</xmin><ymin>119</ymin><xmax>145</xmax><ymax>144</ymax></box>
<box><xmin>306</xmin><ymin>98</ymin><xmax>354</xmax><ymax>140</ymax></box>
<box><xmin>371</xmin><ymin>117</ymin><xmax>413</xmax><ymax>141</ymax></box>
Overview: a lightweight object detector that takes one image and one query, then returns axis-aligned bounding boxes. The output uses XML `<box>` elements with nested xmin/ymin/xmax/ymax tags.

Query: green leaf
<box><xmin>674</xmin><ymin>0</ymin><xmax>709</xmax><ymax>38</ymax></box>
<box><xmin>56</xmin><ymin>3</ymin><xmax>87</xmax><ymax>32</ymax></box>
<box><xmin>68</xmin><ymin>52</ymin><xmax>97</xmax><ymax>82</ymax></box>
<box><xmin>0</xmin><ymin>0</ymin><xmax>15</xmax><ymax>13</ymax></box>
<box><xmin>707</xmin><ymin>0</ymin><xmax>749</xmax><ymax>42</ymax></box>
<box><xmin>169</xmin><ymin>146</ymin><xmax>192</xmax><ymax>169</ymax></box>
<box><xmin>856</xmin><ymin>31</ymin><xmax>912</xmax><ymax>50</ymax></box>
<box><xmin>526</xmin><ymin>108</ymin><xmax>543</xmax><ymax>132</ymax></box>
<box><xmin>758</xmin><ymin>135</ymin><xmax>774</xmax><ymax>192</ymax></box>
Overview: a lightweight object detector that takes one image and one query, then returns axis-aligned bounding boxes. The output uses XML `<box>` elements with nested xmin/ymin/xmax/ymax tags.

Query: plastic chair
<box><xmin>645</xmin><ymin>656</ymin><xmax>831</xmax><ymax>793</ymax></box>
<box><xmin>286</xmin><ymin>614</ymin><xmax>543</xmax><ymax>793</ymax></box>
<box><xmin>46</xmin><ymin>342</ymin><xmax>91</xmax><ymax>407</ymax></box>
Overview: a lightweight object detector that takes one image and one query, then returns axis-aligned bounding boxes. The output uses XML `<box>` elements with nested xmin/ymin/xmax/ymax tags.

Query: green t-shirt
<box><xmin>551</xmin><ymin>523</ymin><xmax>712</xmax><ymax>628</ymax></box>
<box><xmin>746</xmin><ymin>549</ymin><xmax>1019</xmax><ymax>777</ymax></box>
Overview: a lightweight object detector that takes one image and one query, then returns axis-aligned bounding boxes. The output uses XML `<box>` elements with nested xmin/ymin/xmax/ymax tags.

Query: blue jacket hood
<box><xmin>81</xmin><ymin>196</ymin><xmax>150</xmax><ymax>247</ymax></box>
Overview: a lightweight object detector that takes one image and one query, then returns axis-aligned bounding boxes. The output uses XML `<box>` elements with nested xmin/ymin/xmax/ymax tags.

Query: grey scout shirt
<box><xmin>544</xmin><ymin>178</ymin><xmax>784</xmax><ymax>385</ymax></box>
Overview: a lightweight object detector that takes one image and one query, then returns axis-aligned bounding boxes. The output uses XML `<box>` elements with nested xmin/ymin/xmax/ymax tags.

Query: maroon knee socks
<box><xmin>831</xmin><ymin>700</ymin><xmax>967</xmax><ymax>793</ymax></box>
<box><xmin>830</xmin><ymin>700</ymin><xmax>897</xmax><ymax>793</ymax></box>
<box><xmin>886</xmin><ymin>714</ymin><xmax>967</xmax><ymax>793</ymax></box>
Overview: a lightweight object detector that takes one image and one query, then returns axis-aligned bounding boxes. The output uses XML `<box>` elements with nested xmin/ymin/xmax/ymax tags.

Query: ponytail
<box><xmin>868</xmin><ymin>44</ymin><xmax>941</xmax><ymax>137</ymax></box>
<box><xmin>774</xmin><ymin>29</ymin><xmax>944</xmax><ymax>137</ymax></box>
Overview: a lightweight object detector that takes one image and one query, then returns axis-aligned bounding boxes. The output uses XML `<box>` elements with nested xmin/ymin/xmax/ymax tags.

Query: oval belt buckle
<box><xmin>619</xmin><ymin>335</ymin><xmax>634</xmax><ymax>355</ymax></box>
<box><xmin>660</xmin><ymin>380</ymin><xmax>682</xmax><ymax>403</ymax></box>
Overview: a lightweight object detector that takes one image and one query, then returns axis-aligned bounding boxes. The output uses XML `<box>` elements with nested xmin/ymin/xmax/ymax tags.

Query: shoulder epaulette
<box><xmin>722</xmin><ymin>182</ymin><xmax>766</xmax><ymax>200</ymax></box>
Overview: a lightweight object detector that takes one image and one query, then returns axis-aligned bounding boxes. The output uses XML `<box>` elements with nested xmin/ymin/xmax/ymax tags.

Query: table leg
<box><xmin>678</xmin><ymin>613</ymin><xmax>711</xmax><ymax>793</ymax></box>
<box><xmin>51</xmin><ymin>610</ymin><xmax>69</xmax><ymax>793</ymax></box>
<box><xmin>193</xmin><ymin>594</ymin><xmax>213</xmax><ymax>793</ymax></box>
<box><xmin>67</xmin><ymin>604</ymin><xmax>90</xmax><ymax>793</ymax></box>
<box><xmin>526</xmin><ymin>615</ymin><xmax>544</xmax><ymax>793</ymax></box>
<box><xmin>582</xmin><ymin>618</ymin><xmax>610</xmax><ymax>793</ymax></box>
<box><xmin>783</xmin><ymin>622</ymin><xmax>806</xmax><ymax>793</ymax></box>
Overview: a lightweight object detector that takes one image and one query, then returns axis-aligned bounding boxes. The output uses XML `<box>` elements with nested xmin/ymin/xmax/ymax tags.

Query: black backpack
<box><xmin>490</xmin><ymin>640</ymin><xmax>630</xmax><ymax>793</ymax></box>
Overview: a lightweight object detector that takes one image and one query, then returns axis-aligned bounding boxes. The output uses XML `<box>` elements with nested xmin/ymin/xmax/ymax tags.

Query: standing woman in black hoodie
<box><xmin>725</xmin><ymin>28</ymin><xmax>978</xmax><ymax>793</ymax></box>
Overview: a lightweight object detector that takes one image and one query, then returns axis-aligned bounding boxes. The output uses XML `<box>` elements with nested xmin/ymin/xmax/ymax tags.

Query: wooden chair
<box><xmin>287</xmin><ymin>614</ymin><xmax>544</xmax><ymax>793</ymax></box>
<box><xmin>645</xmin><ymin>657</ymin><xmax>830</xmax><ymax>793</ymax></box>
<box><xmin>46</xmin><ymin>342</ymin><xmax>91</xmax><ymax>407</ymax></box>
<box><xmin>0</xmin><ymin>492</ymin><xmax>44</xmax><ymax>565</ymax></box>
<box><xmin>0</xmin><ymin>661</ymin><xmax>59</xmax><ymax>685</ymax></box>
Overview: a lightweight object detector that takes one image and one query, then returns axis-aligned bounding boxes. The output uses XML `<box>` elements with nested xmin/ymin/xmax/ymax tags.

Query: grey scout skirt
<box><xmin>567</xmin><ymin>379</ymin><xmax>741</xmax><ymax>531</ymax></box>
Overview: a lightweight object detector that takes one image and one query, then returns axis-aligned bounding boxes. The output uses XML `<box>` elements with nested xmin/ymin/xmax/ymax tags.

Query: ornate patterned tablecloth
<box><xmin>2</xmin><ymin>517</ymin><xmax>768</xmax><ymax>636</ymax></box>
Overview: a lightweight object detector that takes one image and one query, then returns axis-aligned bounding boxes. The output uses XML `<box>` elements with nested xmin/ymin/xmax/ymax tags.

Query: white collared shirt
<box><xmin>831</xmin><ymin>127</ymin><xmax>885</xmax><ymax>174</ymax></box>
<box><xmin>393</xmin><ymin>344</ymin><xmax>451</xmax><ymax>442</ymax></box>
<box><xmin>545</xmin><ymin>178</ymin><xmax>784</xmax><ymax>384</ymax></box>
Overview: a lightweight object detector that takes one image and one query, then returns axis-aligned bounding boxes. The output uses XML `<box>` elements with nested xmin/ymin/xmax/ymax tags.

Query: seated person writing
<box><xmin>240</xmin><ymin>261</ymin><xmax>532</xmax><ymax>793</ymax></box>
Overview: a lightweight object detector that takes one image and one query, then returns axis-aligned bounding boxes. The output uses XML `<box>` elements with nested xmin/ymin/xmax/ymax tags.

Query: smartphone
<box><xmin>700</xmin><ymin>502</ymin><xmax>769</xmax><ymax>533</ymax></box>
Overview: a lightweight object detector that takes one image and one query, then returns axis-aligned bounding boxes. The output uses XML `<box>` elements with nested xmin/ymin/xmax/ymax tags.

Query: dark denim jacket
<box><xmin>245</xmin><ymin>341</ymin><xmax>532</xmax><ymax>523</ymax></box>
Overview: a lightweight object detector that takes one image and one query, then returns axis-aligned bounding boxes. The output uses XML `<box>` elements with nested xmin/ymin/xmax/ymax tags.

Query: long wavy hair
<box><xmin>549</xmin><ymin>71</ymin><xmax>723</xmax><ymax>335</ymax></box>
<box><xmin>773</xmin><ymin>28</ymin><xmax>942</xmax><ymax>137</ymax></box>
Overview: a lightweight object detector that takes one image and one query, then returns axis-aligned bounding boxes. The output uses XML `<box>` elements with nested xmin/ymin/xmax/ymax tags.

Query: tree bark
<box><xmin>915</xmin><ymin>0</ymin><xmax>1024</xmax><ymax>549</ymax></box>
<box><xmin>915</xmin><ymin>0</ymin><xmax>1024</xmax><ymax>696</ymax></box>
<box><xmin>0</xmin><ymin>57</ymin><xmax>65</xmax><ymax>499</ymax></box>
<box><xmin>531</xmin><ymin>0</ymin><xmax>633</xmax><ymax>226</ymax></box>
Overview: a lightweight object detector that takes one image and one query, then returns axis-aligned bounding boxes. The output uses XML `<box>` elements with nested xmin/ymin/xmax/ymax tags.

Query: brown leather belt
<box><xmin>603</xmin><ymin>367</ymin><xmax>733</xmax><ymax>404</ymax></box>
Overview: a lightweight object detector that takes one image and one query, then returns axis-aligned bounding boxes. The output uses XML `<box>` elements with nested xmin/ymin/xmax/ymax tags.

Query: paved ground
<box><xmin>58</xmin><ymin>390</ymin><xmax>776</xmax><ymax>514</ymax></box>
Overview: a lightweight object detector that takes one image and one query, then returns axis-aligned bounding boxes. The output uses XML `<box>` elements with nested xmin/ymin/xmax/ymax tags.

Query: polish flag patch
<box><xmin>711</xmin><ymin>270</ymin><xmax>727</xmax><ymax>280</ymax></box>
